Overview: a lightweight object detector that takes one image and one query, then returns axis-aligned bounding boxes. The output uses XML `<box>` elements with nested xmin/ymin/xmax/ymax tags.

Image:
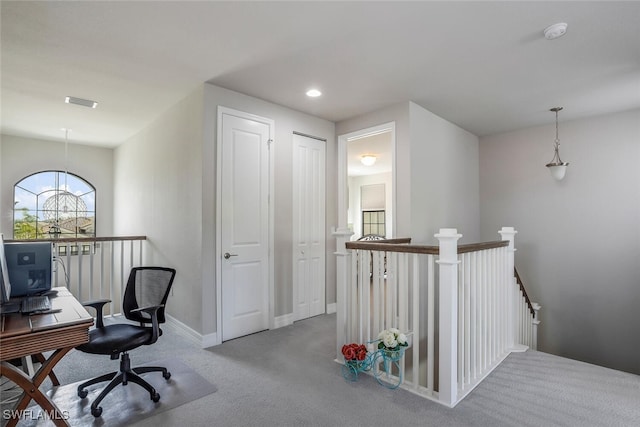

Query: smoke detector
<box><xmin>544</xmin><ymin>23</ymin><xmax>568</xmax><ymax>40</ymax></box>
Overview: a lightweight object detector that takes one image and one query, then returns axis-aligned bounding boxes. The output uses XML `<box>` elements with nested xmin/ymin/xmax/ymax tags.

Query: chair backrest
<box><xmin>123</xmin><ymin>267</ymin><xmax>176</xmax><ymax>324</ymax></box>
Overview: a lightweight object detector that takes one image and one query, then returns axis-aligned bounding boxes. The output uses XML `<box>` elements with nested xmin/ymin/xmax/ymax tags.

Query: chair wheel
<box><xmin>151</xmin><ymin>391</ymin><xmax>161</xmax><ymax>402</ymax></box>
<box><xmin>163</xmin><ymin>371</ymin><xmax>171</xmax><ymax>380</ymax></box>
<box><xmin>78</xmin><ymin>389</ymin><xmax>88</xmax><ymax>399</ymax></box>
<box><xmin>91</xmin><ymin>406</ymin><xmax>103</xmax><ymax>417</ymax></box>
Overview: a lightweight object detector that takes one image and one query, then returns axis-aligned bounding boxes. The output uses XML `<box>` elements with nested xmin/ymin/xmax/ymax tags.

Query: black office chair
<box><xmin>76</xmin><ymin>266</ymin><xmax>176</xmax><ymax>417</ymax></box>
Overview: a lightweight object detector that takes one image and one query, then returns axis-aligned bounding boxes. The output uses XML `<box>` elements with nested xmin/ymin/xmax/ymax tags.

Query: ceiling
<box><xmin>1</xmin><ymin>1</ymin><xmax>639</xmax><ymax>148</ymax></box>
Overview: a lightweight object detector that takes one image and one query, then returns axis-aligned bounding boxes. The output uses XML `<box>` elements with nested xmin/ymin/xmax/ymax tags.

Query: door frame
<box><xmin>337</xmin><ymin>121</ymin><xmax>397</xmax><ymax>238</ymax></box>
<box><xmin>215</xmin><ymin>106</ymin><xmax>275</xmax><ymax>345</ymax></box>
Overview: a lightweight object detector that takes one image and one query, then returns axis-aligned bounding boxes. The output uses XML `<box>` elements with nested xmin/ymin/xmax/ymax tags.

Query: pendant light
<box><xmin>545</xmin><ymin>107</ymin><xmax>569</xmax><ymax>180</ymax></box>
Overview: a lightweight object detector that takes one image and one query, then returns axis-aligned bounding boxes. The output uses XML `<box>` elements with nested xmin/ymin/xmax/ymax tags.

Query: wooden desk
<box><xmin>0</xmin><ymin>287</ymin><xmax>93</xmax><ymax>427</ymax></box>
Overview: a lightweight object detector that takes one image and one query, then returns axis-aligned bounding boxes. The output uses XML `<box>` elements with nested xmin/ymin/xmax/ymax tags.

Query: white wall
<box><xmin>0</xmin><ymin>134</ymin><xmax>114</xmax><ymax>237</ymax></box>
<box><xmin>409</xmin><ymin>102</ymin><xmax>480</xmax><ymax>244</ymax></box>
<box><xmin>202</xmin><ymin>84</ymin><xmax>336</xmax><ymax>335</ymax></box>
<box><xmin>479</xmin><ymin>108</ymin><xmax>640</xmax><ymax>375</ymax></box>
<box><xmin>114</xmin><ymin>87</ymin><xmax>204</xmax><ymax>332</ymax></box>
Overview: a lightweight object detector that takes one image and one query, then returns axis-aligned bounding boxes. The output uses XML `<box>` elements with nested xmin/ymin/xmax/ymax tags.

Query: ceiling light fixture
<box><xmin>544</xmin><ymin>23</ymin><xmax>568</xmax><ymax>40</ymax></box>
<box><xmin>65</xmin><ymin>96</ymin><xmax>98</xmax><ymax>108</ymax></box>
<box><xmin>306</xmin><ymin>89</ymin><xmax>322</xmax><ymax>98</ymax></box>
<box><xmin>361</xmin><ymin>155</ymin><xmax>377</xmax><ymax>166</ymax></box>
<box><xmin>545</xmin><ymin>107</ymin><xmax>569</xmax><ymax>181</ymax></box>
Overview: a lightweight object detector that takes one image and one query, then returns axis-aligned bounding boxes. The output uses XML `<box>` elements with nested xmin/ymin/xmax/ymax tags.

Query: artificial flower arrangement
<box><xmin>377</xmin><ymin>328</ymin><xmax>408</xmax><ymax>361</ymax></box>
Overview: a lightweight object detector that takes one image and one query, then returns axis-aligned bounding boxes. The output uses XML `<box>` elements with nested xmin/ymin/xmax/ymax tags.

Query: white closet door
<box><xmin>293</xmin><ymin>133</ymin><xmax>326</xmax><ymax>321</ymax></box>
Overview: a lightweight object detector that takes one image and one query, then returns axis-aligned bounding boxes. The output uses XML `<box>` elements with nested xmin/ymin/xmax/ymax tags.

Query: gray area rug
<box><xmin>19</xmin><ymin>358</ymin><xmax>216</xmax><ymax>426</ymax></box>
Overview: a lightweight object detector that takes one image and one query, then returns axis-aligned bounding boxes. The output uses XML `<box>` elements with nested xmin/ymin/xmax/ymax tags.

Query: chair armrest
<box><xmin>131</xmin><ymin>304</ymin><xmax>164</xmax><ymax>343</ymax></box>
<box><xmin>82</xmin><ymin>299</ymin><xmax>111</xmax><ymax>328</ymax></box>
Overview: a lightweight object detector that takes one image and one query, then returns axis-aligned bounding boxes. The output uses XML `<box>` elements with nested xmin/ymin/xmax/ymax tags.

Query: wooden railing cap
<box><xmin>5</xmin><ymin>236</ymin><xmax>147</xmax><ymax>244</ymax></box>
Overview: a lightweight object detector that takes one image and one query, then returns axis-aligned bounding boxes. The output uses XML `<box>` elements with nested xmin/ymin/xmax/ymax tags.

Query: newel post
<box><xmin>532</xmin><ymin>303</ymin><xmax>541</xmax><ymax>350</ymax></box>
<box><xmin>436</xmin><ymin>228</ymin><xmax>462</xmax><ymax>407</ymax></box>
<box><xmin>333</xmin><ymin>227</ymin><xmax>354</xmax><ymax>360</ymax></box>
<box><xmin>498</xmin><ymin>226</ymin><xmax>517</xmax><ymax>349</ymax></box>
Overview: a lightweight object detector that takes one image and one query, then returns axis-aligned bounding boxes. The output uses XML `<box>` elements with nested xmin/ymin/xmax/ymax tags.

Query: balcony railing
<box><xmin>5</xmin><ymin>236</ymin><xmax>146</xmax><ymax>317</ymax></box>
<box><xmin>338</xmin><ymin>227</ymin><xmax>540</xmax><ymax>407</ymax></box>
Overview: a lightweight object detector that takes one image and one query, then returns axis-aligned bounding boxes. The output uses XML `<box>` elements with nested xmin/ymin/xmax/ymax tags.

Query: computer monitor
<box><xmin>0</xmin><ymin>234</ymin><xmax>12</xmax><ymax>304</ymax></box>
<box><xmin>4</xmin><ymin>241</ymin><xmax>52</xmax><ymax>297</ymax></box>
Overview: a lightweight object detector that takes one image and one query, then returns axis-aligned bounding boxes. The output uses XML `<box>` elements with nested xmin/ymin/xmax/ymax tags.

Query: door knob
<box><xmin>224</xmin><ymin>252</ymin><xmax>238</xmax><ymax>259</ymax></box>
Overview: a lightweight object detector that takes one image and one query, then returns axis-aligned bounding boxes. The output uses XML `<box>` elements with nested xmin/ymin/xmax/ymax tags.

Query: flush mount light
<box><xmin>544</xmin><ymin>23</ymin><xmax>568</xmax><ymax>40</ymax></box>
<box><xmin>65</xmin><ymin>96</ymin><xmax>98</xmax><ymax>108</ymax></box>
<box><xmin>306</xmin><ymin>89</ymin><xmax>322</xmax><ymax>98</ymax></box>
<box><xmin>361</xmin><ymin>155</ymin><xmax>377</xmax><ymax>166</ymax></box>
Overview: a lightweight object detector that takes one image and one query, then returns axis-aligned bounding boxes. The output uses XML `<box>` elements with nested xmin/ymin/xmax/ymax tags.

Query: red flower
<box><xmin>342</xmin><ymin>342</ymin><xmax>367</xmax><ymax>361</ymax></box>
<box><xmin>344</xmin><ymin>346</ymin><xmax>356</xmax><ymax>360</ymax></box>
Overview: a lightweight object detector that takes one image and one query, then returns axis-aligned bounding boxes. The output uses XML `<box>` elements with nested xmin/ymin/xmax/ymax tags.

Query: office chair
<box><xmin>75</xmin><ymin>266</ymin><xmax>176</xmax><ymax>417</ymax></box>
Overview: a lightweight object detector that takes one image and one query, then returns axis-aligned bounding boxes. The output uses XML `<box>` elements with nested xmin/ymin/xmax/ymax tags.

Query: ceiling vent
<box><xmin>65</xmin><ymin>96</ymin><xmax>98</xmax><ymax>108</ymax></box>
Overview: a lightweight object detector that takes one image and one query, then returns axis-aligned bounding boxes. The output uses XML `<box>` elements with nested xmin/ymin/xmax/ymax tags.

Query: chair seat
<box><xmin>77</xmin><ymin>324</ymin><xmax>154</xmax><ymax>356</ymax></box>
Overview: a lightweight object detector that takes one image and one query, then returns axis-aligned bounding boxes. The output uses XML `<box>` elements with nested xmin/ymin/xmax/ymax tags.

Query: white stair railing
<box><xmin>340</xmin><ymin>226</ymin><xmax>540</xmax><ymax>408</ymax></box>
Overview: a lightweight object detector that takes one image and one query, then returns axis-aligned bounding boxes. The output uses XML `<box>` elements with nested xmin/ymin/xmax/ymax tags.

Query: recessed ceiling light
<box><xmin>65</xmin><ymin>96</ymin><xmax>98</xmax><ymax>108</ymax></box>
<box><xmin>306</xmin><ymin>89</ymin><xmax>322</xmax><ymax>98</ymax></box>
<box><xmin>544</xmin><ymin>23</ymin><xmax>568</xmax><ymax>40</ymax></box>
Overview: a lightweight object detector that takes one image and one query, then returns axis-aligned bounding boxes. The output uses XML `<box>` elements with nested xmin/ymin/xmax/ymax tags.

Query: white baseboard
<box><xmin>274</xmin><ymin>313</ymin><xmax>294</xmax><ymax>329</ymax></box>
<box><xmin>165</xmin><ymin>314</ymin><xmax>218</xmax><ymax>349</ymax></box>
<box><xmin>326</xmin><ymin>303</ymin><xmax>336</xmax><ymax>314</ymax></box>
<box><xmin>166</xmin><ymin>312</ymin><xmax>302</xmax><ymax>347</ymax></box>
<box><xmin>201</xmin><ymin>332</ymin><xmax>218</xmax><ymax>348</ymax></box>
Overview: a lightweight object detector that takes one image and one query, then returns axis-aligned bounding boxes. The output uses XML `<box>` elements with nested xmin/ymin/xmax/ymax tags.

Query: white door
<box><xmin>219</xmin><ymin>109</ymin><xmax>273</xmax><ymax>341</ymax></box>
<box><xmin>292</xmin><ymin>133</ymin><xmax>326</xmax><ymax>321</ymax></box>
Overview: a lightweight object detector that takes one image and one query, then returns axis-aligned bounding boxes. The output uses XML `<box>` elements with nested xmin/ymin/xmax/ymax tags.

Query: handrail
<box><xmin>458</xmin><ymin>240</ymin><xmax>508</xmax><ymax>254</ymax></box>
<box><xmin>345</xmin><ymin>238</ymin><xmax>508</xmax><ymax>255</ymax></box>
<box><xmin>346</xmin><ymin>239</ymin><xmax>438</xmax><ymax>254</ymax></box>
<box><xmin>514</xmin><ymin>267</ymin><xmax>535</xmax><ymax>317</ymax></box>
<box><xmin>4</xmin><ymin>236</ymin><xmax>147</xmax><ymax>244</ymax></box>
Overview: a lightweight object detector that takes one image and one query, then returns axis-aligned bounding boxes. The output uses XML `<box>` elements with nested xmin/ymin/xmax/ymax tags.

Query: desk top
<box><xmin>0</xmin><ymin>287</ymin><xmax>93</xmax><ymax>360</ymax></box>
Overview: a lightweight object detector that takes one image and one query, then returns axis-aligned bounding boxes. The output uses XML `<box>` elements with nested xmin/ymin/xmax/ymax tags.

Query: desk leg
<box><xmin>1</xmin><ymin>348</ymin><xmax>72</xmax><ymax>427</ymax></box>
<box><xmin>34</xmin><ymin>352</ymin><xmax>61</xmax><ymax>386</ymax></box>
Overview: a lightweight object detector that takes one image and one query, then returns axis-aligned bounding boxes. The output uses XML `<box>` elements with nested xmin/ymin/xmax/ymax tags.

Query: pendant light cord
<box><xmin>64</xmin><ymin>128</ymin><xmax>69</xmax><ymax>192</ymax></box>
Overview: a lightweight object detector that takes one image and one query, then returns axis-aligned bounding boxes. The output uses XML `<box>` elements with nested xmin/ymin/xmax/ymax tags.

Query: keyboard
<box><xmin>21</xmin><ymin>296</ymin><xmax>51</xmax><ymax>313</ymax></box>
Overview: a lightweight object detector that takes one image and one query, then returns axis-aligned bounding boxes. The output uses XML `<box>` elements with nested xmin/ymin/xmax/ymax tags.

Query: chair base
<box><xmin>77</xmin><ymin>352</ymin><xmax>171</xmax><ymax>417</ymax></box>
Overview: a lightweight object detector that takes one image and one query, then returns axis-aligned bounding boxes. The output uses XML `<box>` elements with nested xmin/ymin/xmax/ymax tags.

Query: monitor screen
<box><xmin>4</xmin><ymin>241</ymin><xmax>52</xmax><ymax>297</ymax></box>
<box><xmin>0</xmin><ymin>234</ymin><xmax>11</xmax><ymax>303</ymax></box>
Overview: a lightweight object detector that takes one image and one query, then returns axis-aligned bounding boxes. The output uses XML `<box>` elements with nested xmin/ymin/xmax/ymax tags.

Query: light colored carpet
<box><xmin>11</xmin><ymin>313</ymin><xmax>640</xmax><ymax>426</ymax></box>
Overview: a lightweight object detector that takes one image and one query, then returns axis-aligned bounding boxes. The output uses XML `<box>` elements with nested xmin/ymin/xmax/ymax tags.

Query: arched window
<box><xmin>13</xmin><ymin>171</ymin><xmax>96</xmax><ymax>239</ymax></box>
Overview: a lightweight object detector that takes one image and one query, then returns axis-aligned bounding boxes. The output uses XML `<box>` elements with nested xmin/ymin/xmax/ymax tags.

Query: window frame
<box><xmin>13</xmin><ymin>170</ymin><xmax>96</xmax><ymax>240</ymax></box>
<box><xmin>361</xmin><ymin>209</ymin><xmax>386</xmax><ymax>237</ymax></box>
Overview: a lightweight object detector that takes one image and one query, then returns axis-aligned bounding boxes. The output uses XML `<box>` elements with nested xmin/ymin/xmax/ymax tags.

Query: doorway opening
<box><xmin>338</xmin><ymin>123</ymin><xmax>395</xmax><ymax>241</ymax></box>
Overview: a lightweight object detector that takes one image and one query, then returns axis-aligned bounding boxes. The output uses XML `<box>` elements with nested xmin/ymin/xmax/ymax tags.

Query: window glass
<box><xmin>362</xmin><ymin>210</ymin><xmax>385</xmax><ymax>238</ymax></box>
<box><xmin>13</xmin><ymin>171</ymin><xmax>96</xmax><ymax>239</ymax></box>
